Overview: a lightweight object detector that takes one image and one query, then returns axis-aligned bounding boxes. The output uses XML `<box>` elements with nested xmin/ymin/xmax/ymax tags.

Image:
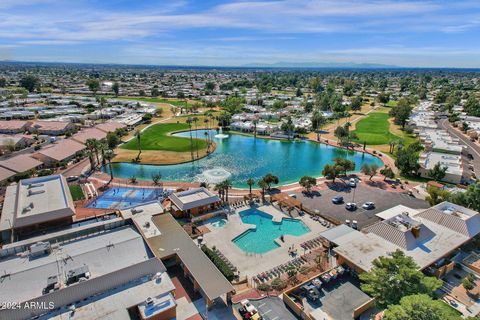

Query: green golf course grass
<box><xmin>117</xmin><ymin>96</ymin><xmax>192</xmax><ymax>108</ymax></box>
<box><xmin>120</xmin><ymin>123</ymin><xmax>208</xmax><ymax>152</ymax></box>
<box><xmin>353</xmin><ymin>112</ymin><xmax>400</xmax><ymax>145</ymax></box>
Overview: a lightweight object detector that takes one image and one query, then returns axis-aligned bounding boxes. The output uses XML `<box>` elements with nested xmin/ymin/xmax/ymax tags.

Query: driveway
<box><xmin>294</xmin><ymin>182</ymin><xmax>429</xmax><ymax>229</ymax></box>
<box><xmin>438</xmin><ymin>119</ymin><xmax>480</xmax><ymax>177</ymax></box>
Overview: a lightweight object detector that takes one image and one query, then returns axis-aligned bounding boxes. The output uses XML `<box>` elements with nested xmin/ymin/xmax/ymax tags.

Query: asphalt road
<box><xmin>438</xmin><ymin>119</ymin><xmax>480</xmax><ymax>177</ymax></box>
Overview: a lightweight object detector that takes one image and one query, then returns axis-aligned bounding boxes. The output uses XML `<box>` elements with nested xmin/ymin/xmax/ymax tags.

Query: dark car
<box><xmin>332</xmin><ymin>196</ymin><xmax>344</xmax><ymax>204</ymax></box>
<box><xmin>468</xmin><ymin>153</ymin><xmax>474</xmax><ymax>160</ymax></box>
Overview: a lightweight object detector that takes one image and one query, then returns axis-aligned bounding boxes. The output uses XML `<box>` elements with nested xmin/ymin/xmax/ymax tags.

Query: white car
<box><xmin>346</xmin><ymin>202</ymin><xmax>357</xmax><ymax>211</ymax></box>
<box><xmin>362</xmin><ymin>202</ymin><xmax>375</xmax><ymax>210</ymax></box>
<box><xmin>349</xmin><ymin>178</ymin><xmax>357</xmax><ymax>187</ymax></box>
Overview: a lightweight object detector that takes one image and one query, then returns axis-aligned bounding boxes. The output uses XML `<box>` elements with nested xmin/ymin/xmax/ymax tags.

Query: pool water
<box><xmin>104</xmin><ymin>130</ymin><xmax>383</xmax><ymax>188</ymax></box>
<box><xmin>232</xmin><ymin>208</ymin><xmax>310</xmax><ymax>254</ymax></box>
<box><xmin>200</xmin><ymin>216</ymin><xmax>227</xmax><ymax>228</ymax></box>
<box><xmin>86</xmin><ymin>187</ymin><xmax>163</xmax><ymax>209</ymax></box>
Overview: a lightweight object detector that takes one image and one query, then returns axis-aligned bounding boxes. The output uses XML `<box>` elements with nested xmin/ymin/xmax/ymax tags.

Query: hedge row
<box><xmin>201</xmin><ymin>245</ymin><xmax>235</xmax><ymax>281</ymax></box>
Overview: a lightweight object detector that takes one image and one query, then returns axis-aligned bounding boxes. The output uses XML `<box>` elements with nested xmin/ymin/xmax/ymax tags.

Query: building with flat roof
<box><xmin>0</xmin><ymin>225</ymin><xmax>176</xmax><ymax>320</ymax></box>
<box><xmin>418</xmin><ymin>151</ymin><xmax>466</xmax><ymax>184</ymax></box>
<box><xmin>0</xmin><ymin>175</ymin><xmax>75</xmax><ymax>241</ymax></box>
<box><xmin>32</xmin><ymin>139</ymin><xmax>86</xmax><ymax>165</ymax></box>
<box><xmin>95</xmin><ymin>121</ymin><xmax>126</xmax><ymax>133</ymax></box>
<box><xmin>0</xmin><ymin>153</ymin><xmax>43</xmax><ymax>174</ymax></box>
<box><xmin>0</xmin><ymin>120</ymin><xmax>31</xmax><ymax>134</ymax></box>
<box><xmin>121</xmin><ymin>202</ymin><xmax>235</xmax><ymax>309</ymax></box>
<box><xmin>29</xmin><ymin>121</ymin><xmax>76</xmax><ymax>136</ymax></box>
<box><xmin>71</xmin><ymin>127</ymin><xmax>107</xmax><ymax>144</ymax></box>
<box><xmin>168</xmin><ymin>188</ymin><xmax>221</xmax><ymax>218</ymax></box>
<box><xmin>169</xmin><ymin>187</ymin><xmax>221</xmax><ymax>218</ymax></box>
<box><xmin>321</xmin><ymin>202</ymin><xmax>480</xmax><ymax>273</ymax></box>
<box><xmin>0</xmin><ymin>134</ymin><xmax>35</xmax><ymax>152</ymax></box>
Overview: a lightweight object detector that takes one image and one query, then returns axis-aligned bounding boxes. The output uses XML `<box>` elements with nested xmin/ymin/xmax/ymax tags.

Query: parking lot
<box><xmin>294</xmin><ymin>182</ymin><xmax>430</xmax><ymax>229</ymax></box>
<box><xmin>234</xmin><ymin>297</ymin><xmax>298</xmax><ymax>320</ymax></box>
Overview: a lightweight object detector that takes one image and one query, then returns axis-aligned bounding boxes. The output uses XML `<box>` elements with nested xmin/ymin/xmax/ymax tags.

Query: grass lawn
<box><xmin>353</xmin><ymin>112</ymin><xmax>400</xmax><ymax>145</ymax></box>
<box><xmin>120</xmin><ymin>123</ymin><xmax>208</xmax><ymax>152</ymax></box>
<box><xmin>386</xmin><ymin>100</ymin><xmax>398</xmax><ymax>107</ymax></box>
<box><xmin>69</xmin><ymin>184</ymin><xmax>85</xmax><ymax>201</ymax></box>
<box><xmin>116</xmin><ymin>96</ymin><xmax>193</xmax><ymax>108</ymax></box>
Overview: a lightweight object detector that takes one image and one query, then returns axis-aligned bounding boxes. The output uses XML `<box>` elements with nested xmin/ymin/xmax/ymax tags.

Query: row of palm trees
<box><xmin>213</xmin><ymin>173</ymin><xmax>279</xmax><ymax>203</ymax></box>
<box><xmin>185</xmin><ymin>111</ymin><xmax>218</xmax><ymax>162</ymax></box>
<box><xmin>85</xmin><ymin>138</ymin><xmax>115</xmax><ymax>183</ymax></box>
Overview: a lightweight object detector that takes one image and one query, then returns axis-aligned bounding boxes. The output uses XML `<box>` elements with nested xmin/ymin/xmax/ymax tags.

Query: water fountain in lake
<box><xmin>214</xmin><ymin>127</ymin><xmax>229</xmax><ymax>139</ymax></box>
<box><xmin>196</xmin><ymin>168</ymin><xmax>232</xmax><ymax>184</ymax></box>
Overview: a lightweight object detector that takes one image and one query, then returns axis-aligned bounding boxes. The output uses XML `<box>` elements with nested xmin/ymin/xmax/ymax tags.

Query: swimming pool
<box><xmin>104</xmin><ymin>130</ymin><xmax>383</xmax><ymax>188</ymax></box>
<box><xmin>201</xmin><ymin>215</ymin><xmax>227</xmax><ymax>228</ymax></box>
<box><xmin>86</xmin><ymin>187</ymin><xmax>163</xmax><ymax>209</ymax></box>
<box><xmin>232</xmin><ymin>208</ymin><xmax>310</xmax><ymax>254</ymax></box>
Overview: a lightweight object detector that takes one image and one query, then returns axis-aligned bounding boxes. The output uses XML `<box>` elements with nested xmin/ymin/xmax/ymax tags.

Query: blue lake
<box><xmin>105</xmin><ymin>130</ymin><xmax>383</xmax><ymax>188</ymax></box>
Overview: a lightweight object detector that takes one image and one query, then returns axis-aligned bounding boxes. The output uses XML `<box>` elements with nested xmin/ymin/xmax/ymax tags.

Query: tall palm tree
<box><xmin>192</xmin><ymin>116</ymin><xmax>199</xmax><ymax>159</ymax></box>
<box><xmin>99</xmin><ymin>140</ymin><xmax>108</xmax><ymax>166</ymax></box>
<box><xmin>223</xmin><ymin>179</ymin><xmax>232</xmax><ymax>202</ymax></box>
<box><xmin>86</xmin><ymin>139</ymin><xmax>100</xmax><ymax>169</ymax></box>
<box><xmin>258</xmin><ymin>180</ymin><xmax>268</xmax><ymax>202</ymax></box>
<box><xmin>246</xmin><ymin>178</ymin><xmax>255</xmax><ymax>196</ymax></box>
<box><xmin>103</xmin><ymin>149</ymin><xmax>115</xmax><ymax>182</ymax></box>
<box><xmin>134</xmin><ymin>130</ymin><xmax>142</xmax><ymax>161</ymax></box>
<box><xmin>252</xmin><ymin>119</ymin><xmax>258</xmax><ymax>138</ymax></box>
<box><xmin>186</xmin><ymin>117</ymin><xmax>194</xmax><ymax>161</ymax></box>
<box><xmin>214</xmin><ymin>182</ymin><xmax>225</xmax><ymax>201</ymax></box>
<box><xmin>85</xmin><ymin>149</ymin><xmax>95</xmax><ymax>171</ymax></box>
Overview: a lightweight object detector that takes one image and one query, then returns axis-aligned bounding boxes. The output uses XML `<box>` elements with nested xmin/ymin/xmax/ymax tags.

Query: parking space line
<box><xmin>258</xmin><ymin>303</ymin><xmax>266</xmax><ymax>308</ymax></box>
<box><xmin>263</xmin><ymin>309</ymin><xmax>272</xmax><ymax>315</ymax></box>
<box><xmin>271</xmin><ymin>317</ymin><xmax>279</xmax><ymax>320</ymax></box>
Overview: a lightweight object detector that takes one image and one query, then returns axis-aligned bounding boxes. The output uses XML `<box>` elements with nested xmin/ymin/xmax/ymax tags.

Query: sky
<box><xmin>1</xmin><ymin>0</ymin><xmax>480</xmax><ymax>68</ymax></box>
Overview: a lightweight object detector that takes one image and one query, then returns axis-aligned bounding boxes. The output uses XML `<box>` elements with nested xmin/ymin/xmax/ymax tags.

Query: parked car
<box><xmin>362</xmin><ymin>202</ymin><xmax>375</xmax><ymax>210</ymax></box>
<box><xmin>66</xmin><ymin>176</ymin><xmax>79</xmax><ymax>182</ymax></box>
<box><xmin>349</xmin><ymin>178</ymin><xmax>357</xmax><ymax>187</ymax></box>
<box><xmin>346</xmin><ymin>202</ymin><xmax>357</xmax><ymax>211</ymax></box>
<box><xmin>288</xmin><ymin>193</ymin><xmax>297</xmax><ymax>198</ymax></box>
<box><xmin>332</xmin><ymin>196</ymin><xmax>344</xmax><ymax>204</ymax></box>
<box><xmin>468</xmin><ymin>153</ymin><xmax>474</xmax><ymax>160</ymax></box>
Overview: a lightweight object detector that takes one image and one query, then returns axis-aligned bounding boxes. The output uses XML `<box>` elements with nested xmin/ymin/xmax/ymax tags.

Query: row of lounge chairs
<box><xmin>230</xmin><ymin>201</ymin><xmax>248</xmax><ymax>209</ymax></box>
<box><xmin>253</xmin><ymin>256</ymin><xmax>308</xmax><ymax>283</ymax></box>
<box><xmin>310</xmin><ymin>215</ymin><xmax>332</xmax><ymax>227</ymax></box>
<box><xmin>213</xmin><ymin>248</ymin><xmax>238</xmax><ymax>272</ymax></box>
<box><xmin>300</xmin><ymin>236</ymin><xmax>326</xmax><ymax>250</ymax></box>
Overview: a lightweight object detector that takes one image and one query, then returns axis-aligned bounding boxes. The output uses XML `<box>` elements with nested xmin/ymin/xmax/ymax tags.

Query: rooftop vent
<box><xmin>411</xmin><ymin>225</ymin><xmax>421</xmax><ymax>238</ymax></box>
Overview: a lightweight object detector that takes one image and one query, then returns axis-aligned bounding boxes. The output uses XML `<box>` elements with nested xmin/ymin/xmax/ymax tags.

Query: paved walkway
<box><xmin>202</xmin><ymin>203</ymin><xmax>329</xmax><ymax>279</ymax></box>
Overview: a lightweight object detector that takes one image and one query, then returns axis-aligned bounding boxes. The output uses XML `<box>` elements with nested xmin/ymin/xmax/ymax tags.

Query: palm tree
<box><xmin>214</xmin><ymin>182</ymin><xmax>225</xmax><ymax>201</ymax></box>
<box><xmin>246</xmin><ymin>178</ymin><xmax>255</xmax><ymax>196</ymax></box>
<box><xmin>223</xmin><ymin>179</ymin><xmax>232</xmax><ymax>202</ymax></box>
<box><xmin>252</xmin><ymin>119</ymin><xmax>258</xmax><ymax>138</ymax></box>
<box><xmin>85</xmin><ymin>149</ymin><xmax>95</xmax><ymax>171</ymax></box>
<box><xmin>186</xmin><ymin>117</ymin><xmax>194</xmax><ymax>161</ymax></box>
<box><xmin>134</xmin><ymin>130</ymin><xmax>142</xmax><ymax>161</ymax></box>
<box><xmin>99</xmin><ymin>140</ymin><xmax>108</xmax><ymax>166</ymax></box>
<box><xmin>151</xmin><ymin>172</ymin><xmax>161</xmax><ymax>185</ymax></box>
<box><xmin>258</xmin><ymin>180</ymin><xmax>268</xmax><ymax>202</ymax></box>
<box><xmin>103</xmin><ymin>149</ymin><xmax>115</xmax><ymax>182</ymax></box>
<box><xmin>85</xmin><ymin>139</ymin><xmax>100</xmax><ymax>169</ymax></box>
<box><xmin>311</xmin><ymin>111</ymin><xmax>325</xmax><ymax>141</ymax></box>
<box><xmin>192</xmin><ymin>116</ymin><xmax>199</xmax><ymax>159</ymax></box>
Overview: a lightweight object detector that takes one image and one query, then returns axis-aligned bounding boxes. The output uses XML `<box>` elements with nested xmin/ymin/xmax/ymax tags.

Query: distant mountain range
<box><xmin>240</xmin><ymin>61</ymin><xmax>400</xmax><ymax>69</ymax></box>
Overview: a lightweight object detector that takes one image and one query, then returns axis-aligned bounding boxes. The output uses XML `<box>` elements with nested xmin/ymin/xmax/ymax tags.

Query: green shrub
<box><xmin>201</xmin><ymin>245</ymin><xmax>234</xmax><ymax>281</ymax></box>
<box><xmin>257</xmin><ymin>283</ymin><xmax>271</xmax><ymax>292</ymax></box>
<box><xmin>271</xmin><ymin>277</ymin><xmax>287</xmax><ymax>291</ymax></box>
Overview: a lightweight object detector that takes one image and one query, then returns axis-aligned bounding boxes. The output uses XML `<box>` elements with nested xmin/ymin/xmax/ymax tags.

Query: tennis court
<box><xmin>86</xmin><ymin>187</ymin><xmax>166</xmax><ymax>209</ymax></box>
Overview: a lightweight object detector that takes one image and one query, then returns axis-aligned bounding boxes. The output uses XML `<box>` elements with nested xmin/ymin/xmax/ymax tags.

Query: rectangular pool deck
<box><xmin>202</xmin><ymin>204</ymin><xmax>330</xmax><ymax>279</ymax></box>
